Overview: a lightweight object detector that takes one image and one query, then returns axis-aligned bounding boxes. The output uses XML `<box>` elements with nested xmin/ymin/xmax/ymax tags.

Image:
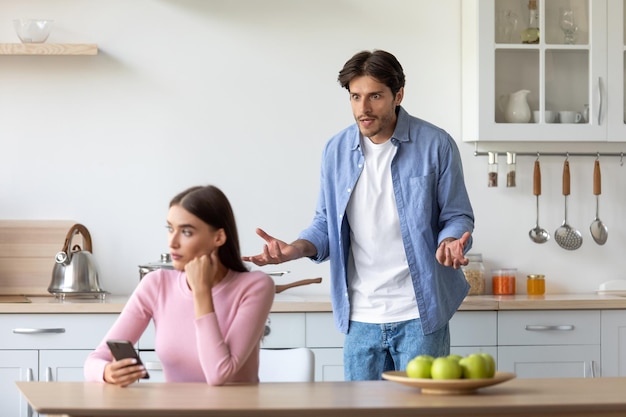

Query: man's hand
<box><xmin>435</xmin><ymin>231</ymin><xmax>471</xmax><ymax>269</ymax></box>
<box><xmin>242</xmin><ymin>228</ymin><xmax>306</xmax><ymax>266</ymax></box>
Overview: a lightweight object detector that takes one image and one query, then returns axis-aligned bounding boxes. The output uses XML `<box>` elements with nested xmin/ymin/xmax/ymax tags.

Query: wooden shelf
<box><xmin>0</xmin><ymin>43</ymin><xmax>98</xmax><ymax>56</ymax></box>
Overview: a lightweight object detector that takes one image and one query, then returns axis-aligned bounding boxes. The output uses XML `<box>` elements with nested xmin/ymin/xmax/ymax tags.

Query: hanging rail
<box><xmin>473</xmin><ymin>150</ymin><xmax>625</xmax><ymax>165</ymax></box>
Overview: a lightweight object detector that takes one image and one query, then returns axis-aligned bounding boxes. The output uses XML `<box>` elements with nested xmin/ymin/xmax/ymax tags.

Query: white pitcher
<box><xmin>499</xmin><ymin>90</ymin><xmax>531</xmax><ymax>123</ymax></box>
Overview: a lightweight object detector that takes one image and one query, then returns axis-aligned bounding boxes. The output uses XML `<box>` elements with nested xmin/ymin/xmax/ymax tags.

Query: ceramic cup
<box><xmin>533</xmin><ymin>110</ymin><xmax>556</xmax><ymax>123</ymax></box>
<box><xmin>559</xmin><ymin>110</ymin><xmax>583</xmax><ymax>124</ymax></box>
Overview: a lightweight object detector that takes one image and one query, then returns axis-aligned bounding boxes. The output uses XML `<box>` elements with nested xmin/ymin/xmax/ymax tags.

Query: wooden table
<box><xmin>16</xmin><ymin>377</ymin><xmax>626</xmax><ymax>417</ymax></box>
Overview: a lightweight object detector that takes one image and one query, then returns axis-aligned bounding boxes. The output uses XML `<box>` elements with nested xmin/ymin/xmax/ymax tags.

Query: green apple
<box><xmin>459</xmin><ymin>354</ymin><xmax>489</xmax><ymax>379</ymax></box>
<box><xmin>414</xmin><ymin>354</ymin><xmax>435</xmax><ymax>362</ymax></box>
<box><xmin>430</xmin><ymin>357</ymin><xmax>462</xmax><ymax>380</ymax></box>
<box><xmin>447</xmin><ymin>354</ymin><xmax>463</xmax><ymax>363</ymax></box>
<box><xmin>406</xmin><ymin>357</ymin><xmax>432</xmax><ymax>379</ymax></box>
<box><xmin>479</xmin><ymin>353</ymin><xmax>496</xmax><ymax>378</ymax></box>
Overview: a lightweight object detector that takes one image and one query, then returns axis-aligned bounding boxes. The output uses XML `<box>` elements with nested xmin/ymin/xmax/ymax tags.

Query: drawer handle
<box><xmin>525</xmin><ymin>325</ymin><xmax>574</xmax><ymax>331</ymax></box>
<box><xmin>12</xmin><ymin>328</ymin><xmax>66</xmax><ymax>334</ymax></box>
<box><xmin>144</xmin><ymin>361</ymin><xmax>163</xmax><ymax>371</ymax></box>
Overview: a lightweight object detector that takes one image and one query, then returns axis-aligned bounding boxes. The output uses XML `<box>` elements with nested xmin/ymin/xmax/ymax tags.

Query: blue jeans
<box><xmin>343</xmin><ymin>319</ymin><xmax>450</xmax><ymax>381</ymax></box>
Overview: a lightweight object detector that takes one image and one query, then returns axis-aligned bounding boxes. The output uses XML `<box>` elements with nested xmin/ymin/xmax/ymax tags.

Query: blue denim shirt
<box><xmin>298</xmin><ymin>106</ymin><xmax>474</xmax><ymax>335</ymax></box>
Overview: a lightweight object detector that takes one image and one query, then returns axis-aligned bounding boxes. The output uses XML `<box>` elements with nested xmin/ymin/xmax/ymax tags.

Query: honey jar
<box><xmin>492</xmin><ymin>269</ymin><xmax>516</xmax><ymax>295</ymax></box>
<box><xmin>527</xmin><ymin>274</ymin><xmax>545</xmax><ymax>295</ymax></box>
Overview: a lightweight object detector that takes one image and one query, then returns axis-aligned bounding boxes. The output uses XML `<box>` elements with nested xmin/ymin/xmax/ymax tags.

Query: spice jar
<box><xmin>527</xmin><ymin>274</ymin><xmax>545</xmax><ymax>295</ymax></box>
<box><xmin>506</xmin><ymin>152</ymin><xmax>516</xmax><ymax>187</ymax></box>
<box><xmin>461</xmin><ymin>253</ymin><xmax>486</xmax><ymax>295</ymax></box>
<box><xmin>488</xmin><ymin>152</ymin><xmax>498</xmax><ymax>187</ymax></box>
<box><xmin>492</xmin><ymin>268</ymin><xmax>516</xmax><ymax>295</ymax></box>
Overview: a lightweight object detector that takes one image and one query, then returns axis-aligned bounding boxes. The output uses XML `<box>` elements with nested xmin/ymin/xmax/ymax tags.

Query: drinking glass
<box><xmin>559</xmin><ymin>9</ymin><xmax>578</xmax><ymax>44</ymax></box>
<box><xmin>496</xmin><ymin>10</ymin><xmax>518</xmax><ymax>43</ymax></box>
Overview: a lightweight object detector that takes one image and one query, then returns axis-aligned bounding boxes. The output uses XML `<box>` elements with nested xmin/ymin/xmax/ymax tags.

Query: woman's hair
<box><xmin>170</xmin><ymin>185</ymin><xmax>247</xmax><ymax>273</ymax></box>
<box><xmin>337</xmin><ymin>50</ymin><xmax>406</xmax><ymax>96</ymax></box>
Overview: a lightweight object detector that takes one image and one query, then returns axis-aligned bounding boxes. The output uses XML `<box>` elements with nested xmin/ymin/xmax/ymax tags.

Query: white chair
<box><xmin>259</xmin><ymin>348</ymin><xmax>315</xmax><ymax>382</ymax></box>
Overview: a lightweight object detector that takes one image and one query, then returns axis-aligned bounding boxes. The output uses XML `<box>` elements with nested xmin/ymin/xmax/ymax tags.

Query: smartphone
<box><xmin>106</xmin><ymin>339</ymin><xmax>150</xmax><ymax>379</ymax></box>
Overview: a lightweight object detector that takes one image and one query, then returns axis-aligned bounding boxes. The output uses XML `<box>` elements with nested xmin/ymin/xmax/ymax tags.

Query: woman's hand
<box><xmin>185</xmin><ymin>251</ymin><xmax>219</xmax><ymax>294</ymax></box>
<box><xmin>103</xmin><ymin>359</ymin><xmax>147</xmax><ymax>387</ymax></box>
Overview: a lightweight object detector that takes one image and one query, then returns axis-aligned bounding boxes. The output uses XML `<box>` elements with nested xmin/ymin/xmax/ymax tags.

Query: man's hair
<box><xmin>337</xmin><ymin>50</ymin><xmax>406</xmax><ymax>96</ymax></box>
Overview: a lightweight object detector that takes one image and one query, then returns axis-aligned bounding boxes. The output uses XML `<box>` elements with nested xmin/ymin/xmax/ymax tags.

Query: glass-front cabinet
<box><xmin>462</xmin><ymin>0</ymin><xmax>625</xmax><ymax>142</ymax></box>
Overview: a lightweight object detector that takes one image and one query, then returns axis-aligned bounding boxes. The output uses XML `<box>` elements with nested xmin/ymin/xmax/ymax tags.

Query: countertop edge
<box><xmin>1</xmin><ymin>294</ymin><xmax>626</xmax><ymax>314</ymax></box>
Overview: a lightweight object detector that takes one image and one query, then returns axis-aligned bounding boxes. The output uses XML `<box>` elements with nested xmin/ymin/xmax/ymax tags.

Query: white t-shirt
<box><xmin>346</xmin><ymin>135</ymin><xmax>418</xmax><ymax>323</ymax></box>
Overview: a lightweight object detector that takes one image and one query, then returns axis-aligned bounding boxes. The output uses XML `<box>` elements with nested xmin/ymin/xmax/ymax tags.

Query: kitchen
<box><xmin>1</xmin><ymin>0</ymin><xmax>626</xmax><ymax>415</ymax></box>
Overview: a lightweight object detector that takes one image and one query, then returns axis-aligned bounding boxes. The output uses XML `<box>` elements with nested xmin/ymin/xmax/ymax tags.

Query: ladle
<box><xmin>590</xmin><ymin>159</ymin><xmax>608</xmax><ymax>245</ymax></box>
<box><xmin>529</xmin><ymin>159</ymin><xmax>550</xmax><ymax>244</ymax></box>
<box><xmin>554</xmin><ymin>159</ymin><xmax>583</xmax><ymax>250</ymax></box>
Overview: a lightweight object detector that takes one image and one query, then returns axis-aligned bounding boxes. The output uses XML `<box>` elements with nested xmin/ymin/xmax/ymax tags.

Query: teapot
<box><xmin>499</xmin><ymin>89</ymin><xmax>531</xmax><ymax>123</ymax></box>
<box><xmin>48</xmin><ymin>223</ymin><xmax>107</xmax><ymax>297</ymax></box>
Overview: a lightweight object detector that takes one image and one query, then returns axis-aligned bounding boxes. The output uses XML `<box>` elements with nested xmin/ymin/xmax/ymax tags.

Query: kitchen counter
<box><xmin>16</xmin><ymin>377</ymin><xmax>626</xmax><ymax>417</ymax></box>
<box><xmin>1</xmin><ymin>293</ymin><xmax>626</xmax><ymax>313</ymax></box>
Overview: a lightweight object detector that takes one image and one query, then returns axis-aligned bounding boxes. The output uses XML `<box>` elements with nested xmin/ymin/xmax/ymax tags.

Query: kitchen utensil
<box><xmin>139</xmin><ymin>253</ymin><xmax>173</xmax><ymax>280</ymax></box>
<box><xmin>529</xmin><ymin>159</ymin><xmax>550</xmax><ymax>244</ymax></box>
<box><xmin>48</xmin><ymin>223</ymin><xmax>107</xmax><ymax>297</ymax></box>
<box><xmin>275</xmin><ymin>277</ymin><xmax>322</xmax><ymax>294</ymax></box>
<box><xmin>554</xmin><ymin>160</ymin><xmax>583</xmax><ymax>250</ymax></box>
<box><xmin>13</xmin><ymin>19</ymin><xmax>54</xmax><ymax>43</ymax></box>
<box><xmin>590</xmin><ymin>159</ymin><xmax>608</xmax><ymax>245</ymax></box>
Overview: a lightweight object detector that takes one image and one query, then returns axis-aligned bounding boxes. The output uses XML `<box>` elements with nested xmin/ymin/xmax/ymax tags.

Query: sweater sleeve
<box><xmin>83</xmin><ymin>275</ymin><xmax>157</xmax><ymax>382</ymax></box>
<box><xmin>195</xmin><ymin>271</ymin><xmax>275</xmax><ymax>385</ymax></box>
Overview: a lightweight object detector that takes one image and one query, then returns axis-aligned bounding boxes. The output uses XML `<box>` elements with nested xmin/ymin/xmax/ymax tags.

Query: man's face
<box><xmin>348</xmin><ymin>75</ymin><xmax>403</xmax><ymax>144</ymax></box>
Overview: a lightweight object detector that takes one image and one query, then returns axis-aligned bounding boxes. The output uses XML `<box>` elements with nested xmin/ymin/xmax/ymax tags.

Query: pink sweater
<box><xmin>84</xmin><ymin>269</ymin><xmax>275</xmax><ymax>385</ymax></box>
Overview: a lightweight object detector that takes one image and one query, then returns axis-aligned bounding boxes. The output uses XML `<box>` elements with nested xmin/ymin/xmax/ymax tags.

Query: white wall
<box><xmin>0</xmin><ymin>0</ymin><xmax>623</xmax><ymax>296</ymax></box>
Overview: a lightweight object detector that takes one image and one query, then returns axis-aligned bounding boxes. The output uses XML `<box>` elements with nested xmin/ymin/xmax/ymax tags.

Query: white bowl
<box><xmin>13</xmin><ymin>19</ymin><xmax>54</xmax><ymax>43</ymax></box>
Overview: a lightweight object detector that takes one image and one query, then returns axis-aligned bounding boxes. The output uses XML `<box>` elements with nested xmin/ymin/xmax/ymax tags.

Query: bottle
<box><xmin>488</xmin><ymin>152</ymin><xmax>498</xmax><ymax>187</ymax></box>
<box><xmin>521</xmin><ymin>0</ymin><xmax>540</xmax><ymax>44</ymax></box>
<box><xmin>461</xmin><ymin>253</ymin><xmax>486</xmax><ymax>295</ymax></box>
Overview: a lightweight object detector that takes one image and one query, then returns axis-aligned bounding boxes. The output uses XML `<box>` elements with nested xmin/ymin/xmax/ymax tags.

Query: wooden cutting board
<box><xmin>0</xmin><ymin>220</ymin><xmax>79</xmax><ymax>295</ymax></box>
<box><xmin>0</xmin><ymin>295</ymin><xmax>31</xmax><ymax>303</ymax></box>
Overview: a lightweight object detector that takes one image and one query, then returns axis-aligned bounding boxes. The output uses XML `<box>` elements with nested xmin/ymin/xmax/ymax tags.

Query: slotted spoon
<box><xmin>554</xmin><ymin>160</ymin><xmax>583</xmax><ymax>250</ymax></box>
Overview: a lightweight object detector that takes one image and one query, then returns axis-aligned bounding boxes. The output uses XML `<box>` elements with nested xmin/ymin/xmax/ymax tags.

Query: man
<box><xmin>244</xmin><ymin>50</ymin><xmax>474</xmax><ymax>380</ymax></box>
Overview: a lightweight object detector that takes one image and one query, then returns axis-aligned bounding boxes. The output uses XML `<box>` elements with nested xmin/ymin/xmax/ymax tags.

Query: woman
<box><xmin>84</xmin><ymin>185</ymin><xmax>275</xmax><ymax>386</ymax></box>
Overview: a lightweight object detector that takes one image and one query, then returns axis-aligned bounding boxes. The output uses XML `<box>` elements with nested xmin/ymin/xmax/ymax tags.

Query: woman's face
<box><xmin>167</xmin><ymin>204</ymin><xmax>224</xmax><ymax>270</ymax></box>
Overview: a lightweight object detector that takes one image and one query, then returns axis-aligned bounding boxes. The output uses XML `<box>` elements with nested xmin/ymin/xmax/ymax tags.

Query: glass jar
<box><xmin>506</xmin><ymin>152</ymin><xmax>516</xmax><ymax>187</ymax></box>
<box><xmin>527</xmin><ymin>274</ymin><xmax>545</xmax><ymax>295</ymax></box>
<box><xmin>488</xmin><ymin>152</ymin><xmax>498</xmax><ymax>187</ymax></box>
<box><xmin>461</xmin><ymin>253</ymin><xmax>486</xmax><ymax>295</ymax></box>
<box><xmin>492</xmin><ymin>268</ymin><xmax>516</xmax><ymax>295</ymax></box>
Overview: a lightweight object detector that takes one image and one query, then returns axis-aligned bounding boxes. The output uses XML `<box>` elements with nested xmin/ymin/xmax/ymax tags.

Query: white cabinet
<box><xmin>0</xmin><ymin>314</ymin><xmax>118</xmax><ymax>417</ymax></box>
<box><xmin>450</xmin><ymin>311</ymin><xmax>498</xmax><ymax>359</ymax></box>
<box><xmin>497</xmin><ymin>310</ymin><xmax>601</xmax><ymax>378</ymax></box>
<box><xmin>462</xmin><ymin>0</ymin><xmax>625</xmax><ymax>142</ymax></box>
<box><xmin>601</xmin><ymin>310</ymin><xmax>626</xmax><ymax>376</ymax></box>
<box><xmin>306</xmin><ymin>313</ymin><xmax>344</xmax><ymax>381</ymax></box>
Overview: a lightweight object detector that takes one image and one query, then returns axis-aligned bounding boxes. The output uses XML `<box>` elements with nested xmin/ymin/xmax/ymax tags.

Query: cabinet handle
<box><xmin>12</xmin><ymin>328</ymin><xmax>66</xmax><ymax>334</ymax></box>
<box><xmin>524</xmin><ymin>325</ymin><xmax>574</xmax><ymax>331</ymax></box>
<box><xmin>597</xmin><ymin>77</ymin><xmax>603</xmax><ymax>125</ymax></box>
<box><xmin>588</xmin><ymin>360</ymin><xmax>598</xmax><ymax>378</ymax></box>
<box><xmin>26</xmin><ymin>368</ymin><xmax>34</xmax><ymax>417</ymax></box>
<box><xmin>144</xmin><ymin>361</ymin><xmax>163</xmax><ymax>371</ymax></box>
